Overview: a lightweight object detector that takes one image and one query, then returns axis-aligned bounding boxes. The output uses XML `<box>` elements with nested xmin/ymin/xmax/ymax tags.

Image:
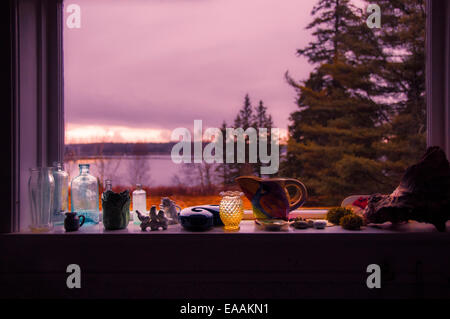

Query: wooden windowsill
<box><xmin>6</xmin><ymin>219</ymin><xmax>450</xmax><ymax>236</ymax></box>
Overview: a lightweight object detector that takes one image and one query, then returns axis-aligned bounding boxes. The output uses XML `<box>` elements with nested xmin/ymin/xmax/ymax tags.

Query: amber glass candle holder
<box><xmin>219</xmin><ymin>191</ymin><xmax>244</xmax><ymax>231</ymax></box>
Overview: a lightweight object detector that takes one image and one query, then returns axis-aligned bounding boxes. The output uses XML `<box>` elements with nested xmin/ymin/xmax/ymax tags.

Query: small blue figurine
<box><xmin>136</xmin><ymin>205</ymin><xmax>168</xmax><ymax>231</ymax></box>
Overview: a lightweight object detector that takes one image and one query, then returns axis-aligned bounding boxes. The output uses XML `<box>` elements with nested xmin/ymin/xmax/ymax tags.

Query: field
<box><xmin>75</xmin><ymin>185</ymin><xmax>329</xmax><ymax>213</ymax></box>
<box><xmin>143</xmin><ymin>195</ymin><xmax>252</xmax><ymax>211</ymax></box>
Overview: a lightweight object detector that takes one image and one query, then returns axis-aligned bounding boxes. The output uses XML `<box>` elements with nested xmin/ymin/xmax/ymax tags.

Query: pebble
<box><xmin>293</xmin><ymin>220</ymin><xmax>309</xmax><ymax>229</ymax></box>
<box><xmin>313</xmin><ymin>220</ymin><xmax>327</xmax><ymax>229</ymax></box>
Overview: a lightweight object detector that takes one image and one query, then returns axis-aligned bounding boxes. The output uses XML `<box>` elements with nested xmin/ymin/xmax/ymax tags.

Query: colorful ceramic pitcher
<box><xmin>236</xmin><ymin>176</ymin><xmax>308</xmax><ymax>220</ymax></box>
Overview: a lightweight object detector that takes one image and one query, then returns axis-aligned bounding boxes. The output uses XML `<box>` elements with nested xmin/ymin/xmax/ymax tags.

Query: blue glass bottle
<box><xmin>70</xmin><ymin>164</ymin><xmax>99</xmax><ymax>225</ymax></box>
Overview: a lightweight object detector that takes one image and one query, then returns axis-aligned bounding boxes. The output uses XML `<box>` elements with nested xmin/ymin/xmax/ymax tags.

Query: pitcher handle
<box><xmin>79</xmin><ymin>215</ymin><xmax>86</xmax><ymax>227</ymax></box>
<box><xmin>285</xmin><ymin>179</ymin><xmax>308</xmax><ymax>211</ymax></box>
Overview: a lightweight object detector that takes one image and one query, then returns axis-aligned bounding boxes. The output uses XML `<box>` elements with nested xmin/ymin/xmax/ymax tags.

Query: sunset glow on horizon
<box><xmin>65</xmin><ymin>123</ymin><xmax>173</xmax><ymax>144</ymax></box>
<box><xmin>65</xmin><ymin>123</ymin><xmax>288</xmax><ymax>144</ymax></box>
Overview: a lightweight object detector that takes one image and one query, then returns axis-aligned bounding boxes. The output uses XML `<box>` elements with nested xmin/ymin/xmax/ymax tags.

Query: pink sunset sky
<box><xmin>63</xmin><ymin>0</ymin><xmax>362</xmax><ymax>144</ymax></box>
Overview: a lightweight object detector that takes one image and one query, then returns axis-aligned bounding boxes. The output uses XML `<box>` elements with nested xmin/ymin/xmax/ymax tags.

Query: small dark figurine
<box><xmin>363</xmin><ymin>146</ymin><xmax>450</xmax><ymax>231</ymax></box>
<box><xmin>135</xmin><ymin>210</ymin><xmax>151</xmax><ymax>230</ymax></box>
<box><xmin>136</xmin><ymin>205</ymin><xmax>168</xmax><ymax>231</ymax></box>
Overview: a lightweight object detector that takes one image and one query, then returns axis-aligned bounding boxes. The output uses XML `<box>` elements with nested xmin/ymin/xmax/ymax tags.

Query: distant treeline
<box><xmin>64</xmin><ymin>142</ymin><xmax>177</xmax><ymax>157</ymax></box>
<box><xmin>64</xmin><ymin>142</ymin><xmax>287</xmax><ymax>158</ymax></box>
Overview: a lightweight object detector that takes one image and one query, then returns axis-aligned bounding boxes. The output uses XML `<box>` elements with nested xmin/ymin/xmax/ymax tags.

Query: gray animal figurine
<box><xmin>136</xmin><ymin>205</ymin><xmax>168</xmax><ymax>231</ymax></box>
<box><xmin>160</xmin><ymin>197</ymin><xmax>181</xmax><ymax>225</ymax></box>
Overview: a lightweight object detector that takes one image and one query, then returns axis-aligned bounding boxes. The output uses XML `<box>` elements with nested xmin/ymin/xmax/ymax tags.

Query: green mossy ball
<box><xmin>326</xmin><ymin>207</ymin><xmax>353</xmax><ymax>225</ymax></box>
<box><xmin>340</xmin><ymin>214</ymin><xmax>363</xmax><ymax>230</ymax></box>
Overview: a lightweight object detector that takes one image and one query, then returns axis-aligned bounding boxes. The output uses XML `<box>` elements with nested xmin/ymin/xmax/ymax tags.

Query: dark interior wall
<box><xmin>1</xmin><ymin>1</ymin><xmax>14</xmax><ymax>233</ymax></box>
<box><xmin>1</xmin><ymin>232</ymin><xmax>450</xmax><ymax>299</ymax></box>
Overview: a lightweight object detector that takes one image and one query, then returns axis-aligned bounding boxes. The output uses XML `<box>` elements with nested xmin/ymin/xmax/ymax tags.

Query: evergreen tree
<box><xmin>282</xmin><ymin>0</ymin><xmax>390</xmax><ymax>205</ymax></box>
<box><xmin>253</xmin><ymin>100</ymin><xmax>274</xmax><ymax>177</ymax></box>
<box><xmin>253</xmin><ymin>100</ymin><xmax>273</xmax><ymax>128</ymax></box>
<box><xmin>227</xmin><ymin>95</ymin><xmax>276</xmax><ymax>179</ymax></box>
<box><xmin>369</xmin><ymin>0</ymin><xmax>427</xmax><ymax>184</ymax></box>
<box><xmin>215</xmin><ymin>121</ymin><xmax>234</xmax><ymax>187</ymax></box>
<box><xmin>234</xmin><ymin>94</ymin><xmax>253</xmax><ymax>129</ymax></box>
<box><xmin>231</xmin><ymin>94</ymin><xmax>256</xmax><ymax>177</ymax></box>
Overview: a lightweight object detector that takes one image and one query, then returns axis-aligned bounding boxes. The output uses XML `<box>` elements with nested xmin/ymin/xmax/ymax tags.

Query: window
<box><xmin>63</xmin><ymin>0</ymin><xmax>314</xmax><ymax>211</ymax></box>
<box><xmin>4</xmin><ymin>1</ymin><xmax>450</xmax><ymax>301</ymax></box>
<box><xmin>63</xmin><ymin>0</ymin><xmax>432</xmax><ymax>209</ymax></box>
<box><xmin>7</xmin><ymin>0</ymin><xmax>450</xmax><ymax>233</ymax></box>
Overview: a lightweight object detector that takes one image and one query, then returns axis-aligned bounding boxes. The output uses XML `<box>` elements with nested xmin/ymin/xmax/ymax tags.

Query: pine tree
<box><xmin>282</xmin><ymin>0</ymin><xmax>390</xmax><ymax>205</ymax></box>
<box><xmin>215</xmin><ymin>121</ymin><xmax>234</xmax><ymax>187</ymax></box>
<box><xmin>235</xmin><ymin>94</ymin><xmax>253</xmax><ymax>129</ymax></box>
<box><xmin>368</xmin><ymin>0</ymin><xmax>427</xmax><ymax>185</ymax></box>
<box><xmin>231</xmin><ymin>94</ymin><xmax>255</xmax><ymax>177</ymax></box>
<box><xmin>253</xmin><ymin>100</ymin><xmax>274</xmax><ymax>177</ymax></box>
<box><xmin>253</xmin><ymin>100</ymin><xmax>273</xmax><ymax>128</ymax></box>
<box><xmin>227</xmin><ymin>95</ymin><xmax>276</xmax><ymax>179</ymax></box>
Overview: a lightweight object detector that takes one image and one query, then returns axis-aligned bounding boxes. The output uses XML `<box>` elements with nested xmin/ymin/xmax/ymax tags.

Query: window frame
<box><xmin>426</xmin><ymin>0</ymin><xmax>450</xmax><ymax>156</ymax></box>
<box><xmin>4</xmin><ymin>0</ymin><xmax>450</xmax><ymax>234</ymax></box>
<box><xmin>7</xmin><ymin>0</ymin><xmax>64</xmax><ymax>233</ymax></box>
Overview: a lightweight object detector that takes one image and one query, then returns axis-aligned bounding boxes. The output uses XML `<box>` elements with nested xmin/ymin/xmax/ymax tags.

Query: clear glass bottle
<box><xmin>28</xmin><ymin>167</ymin><xmax>55</xmax><ymax>232</ymax></box>
<box><xmin>52</xmin><ymin>162</ymin><xmax>69</xmax><ymax>226</ymax></box>
<box><xmin>70</xmin><ymin>164</ymin><xmax>99</xmax><ymax>225</ymax></box>
<box><xmin>132</xmin><ymin>184</ymin><xmax>147</xmax><ymax>224</ymax></box>
<box><xmin>103</xmin><ymin>179</ymin><xmax>113</xmax><ymax>192</ymax></box>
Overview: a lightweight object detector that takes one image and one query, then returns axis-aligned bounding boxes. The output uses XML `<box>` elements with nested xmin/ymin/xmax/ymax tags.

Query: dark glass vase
<box><xmin>102</xmin><ymin>184</ymin><xmax>131</xmax><ymax>230</ymax></box>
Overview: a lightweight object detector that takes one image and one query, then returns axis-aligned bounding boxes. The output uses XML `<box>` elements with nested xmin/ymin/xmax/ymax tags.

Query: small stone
<box><xmin>293</xmin><ymin>220</ymin><xmax>309</xmax><ymax>229</ymax></box>
<box><xmin>313</xmin><ymin>220</ymin><xmax>327</xmax><ymax>229</ymax></box>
